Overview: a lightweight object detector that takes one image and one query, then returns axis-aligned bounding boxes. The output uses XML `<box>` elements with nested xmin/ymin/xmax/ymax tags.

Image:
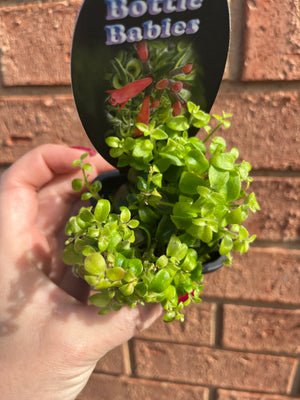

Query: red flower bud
<box><xmin>182</xmin><ymin>63</ymin><xmax>193</xmax><ymax>74</ymax></box>
<box><xmin>135</xmin><ymin>95</ymin><xmax>150</xmax><ymax>136</ymax></box>
<box><xmin>136</xmin><ymin>40</ymin><xmax>148</xmax><ymax>62</ymax></box>
<box><xmin>151</xmin><ymin>99</ymin><xmax>160</xmax><ymax>108</ymax></box>
<box><xmin>172</xmin><ymin>101</ymin><xmax>182</xmax><ymax>116</ymax></box>
<box><xmin>155</xmin><ymin>79</ymin><xmax>169</xmax><ymax>90</ymax></box>
<box><xmin>178</xmin><ymin>290</ymin><xmax>195</xmax><ymax>304</ymax></box>
<box><xmin>171</xmin><ymin>81</ymin><xmax>183</xmax><ymax>93</ymax></box>
<box><xmin>106</xmin><ymin>77</ymin><xmax>153</xmax><ymax>110</ymax></box>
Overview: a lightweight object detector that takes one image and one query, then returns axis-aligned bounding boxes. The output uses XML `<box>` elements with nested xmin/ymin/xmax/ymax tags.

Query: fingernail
<box><xmin>70</xmin><ymin>146</ymin><xmax>97</xmax><ymax>156</ymax></box>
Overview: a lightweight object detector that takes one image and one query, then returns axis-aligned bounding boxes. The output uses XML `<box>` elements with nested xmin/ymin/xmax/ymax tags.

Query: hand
<box><xmin>0</xmin><ymin>144</ymin><xmax>161</xmax><ymax>400</ymax></box>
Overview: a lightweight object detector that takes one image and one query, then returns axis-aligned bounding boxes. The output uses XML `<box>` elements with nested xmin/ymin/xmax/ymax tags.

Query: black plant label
<box><xmin>71</xmin><ymin>0</ymin><xmax>230</xmax><ymax>164</ymax></box>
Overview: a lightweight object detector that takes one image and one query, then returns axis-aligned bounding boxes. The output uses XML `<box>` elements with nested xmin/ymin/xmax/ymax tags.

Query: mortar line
<box><xmin>122</xmin><ymin>342</ymin><xmax>132</xmax><ymax>377</ymax></box>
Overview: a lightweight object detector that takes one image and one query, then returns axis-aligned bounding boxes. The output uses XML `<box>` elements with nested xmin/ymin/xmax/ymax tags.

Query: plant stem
<box><xmin>203</xmin><ymin>123</ymin><xmax>222</xmax><ymax>143</ymax></box>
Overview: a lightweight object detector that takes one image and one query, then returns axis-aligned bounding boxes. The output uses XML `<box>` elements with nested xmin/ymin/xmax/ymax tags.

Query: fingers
<box><xmin>67</xmin><ymin>303</ymin><xmax>162</xmax><ymax>361</ymax></box>
<box><xmin>1</xmin><ymin>144</ymin><xmax>112</xmax><ymax>192</ymax></box>
<box><xmin>0</xmin><ymin>144</ymin><xmax>113</xmax><ymax>233</ymax></box>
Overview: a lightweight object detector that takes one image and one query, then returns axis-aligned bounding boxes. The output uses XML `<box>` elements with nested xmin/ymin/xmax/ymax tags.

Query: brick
<box><xmin>222</xmin><ymin>305</ymin><xmax>300</xmax><ymax>355</ymax></box>
<box><xmin>244</xmin><ymin>177</ymin><xmax>300</xmax><ymax>241</ymax></box>
<box><xmin>242</xmin><ymin>0</ymin><xmax>300</xmax><ymax>81</ymax></box>
<box><xmin>94</xmin><ymin>345</ymin><xmax>124</xmax><ymax>375</ymax></box>
<box><xmin>133</xmin><ymin>340</ymin><xmax>297</xmax><ymax>393</ymax></box>
<box><xmin>211</xmin><ymin>90</ymin><xmax>300</xmax><ymax>171</ymax></box>
<box><xmin>138</xmin><ymin>302</ymin><xmax>215</xmax><ymax>346</ymax></box>
<box><xmin>217</xmin><ymin>389</ymin><xmax>300</xmax><ymax>400</ymax></box>
<box><xmin>0</xmin><ymin>1</ymin><xmax>81</xmax><ymax>86</ymax></box>
<box><xmin>0</xmin><ymin>96</ymin><xmax>91</xmax><ymax>164</ymax></box>
<box><xmin>202</xmin><ymin>248</ymin><xmax>300</xmax><ymax>305</ymax></box>
<box><xmin>78</xmin><ymin>374</ymin><xmax>209</xmax><ymax>400</ymax></box>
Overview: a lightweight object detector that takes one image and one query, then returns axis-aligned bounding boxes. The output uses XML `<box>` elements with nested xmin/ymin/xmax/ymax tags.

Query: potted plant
<box><xmin>62</xmin><ymin>101</ymin><xmax>260</xmax><ymax>322</ymax></box>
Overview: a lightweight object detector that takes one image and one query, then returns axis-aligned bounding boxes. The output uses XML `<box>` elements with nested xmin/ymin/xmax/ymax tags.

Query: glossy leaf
<box><xmin>150</xmin><ymin>269</ymin><xmax>171</xmax><ymax>292</ymax></box>
<box><xmin>106</xmin><ymin>267</ymin><xmax>126</xmax><ymax>281</ymax></box>
<box><xmin>95</xmin><ymin>199</ymin><xmax>111</xmax><ymax>223</ymax></box>
<box><xmin>185</xmin><ymin>149</ymin><xmax>209</xmax><ymax>175</ymax></box>
<box><xmin>84</xmin><ymin>253</ymin><xmax>107</xmax><ymax>275</ymax></box>
<box><xmin>179</xmin><ymin>171</ymin><xmax>207</xmax><ymax>195</ymax></box>
<box><xmin>89</xmin><ymin>292</ymin><xmax>110</xmax><ymax>308</ymax></box>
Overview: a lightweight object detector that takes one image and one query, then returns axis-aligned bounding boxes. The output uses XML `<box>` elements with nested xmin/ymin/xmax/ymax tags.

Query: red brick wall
<box><xmin>0</xmin><ymin>1</ymin><xmax>299</xmax><ymax>399</ymax></box>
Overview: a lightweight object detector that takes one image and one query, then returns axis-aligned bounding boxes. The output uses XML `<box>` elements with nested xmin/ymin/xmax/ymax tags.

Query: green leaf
<box><xmin>79</xmin><ymin>208</ymin><xmax>94</xmax><ymax>222</ymax></box>
<box><xmin>167</xmin><ymin>116</ymin><xmax>189</xmax><ymax>131</ymax></box>
<box><xmin>188</xmin><ymin>137</ymin><xmax>206</xmax><ymax>153</ymax></box>
<box><xmin>95</xmin><ymin>280</ymin><xmax>111</xmax><ymax>289</ymax></box>
<box><xmin>98</xmin><ymin>237</ymin><xmax>109</xmax><ymax>252</ymax></box>
<box><xmin>72</xmin><ymin>178</ymin><xmax>83</xmax><ymax>192</ymax></box>
<box><xmin>187</xmin><ymin>224</ymin><xmax>213</xmax><ymax>243</ymax></box>
<box><xmin>163</xmin><ymin>311</ymin><xmax>176</xmax><ymax>322</ymax></box>
<box><xmin>138</xmin><ymin>206</ymin><xmax>159</xmax><ymax>225</ymax></box>
<box><xmin>209</xmin><ymin>137</ymin><xmax>226</xmax><ymax>155</ymax></box>
<box><xmin>135</xmin><ymin>283</ymin><xmax>147</xmax><ymax>297</ymax></box>
<box><xmin>120</xmin><ymin>207</ymin><xmax>131</xmax><ymax>223</ymax></box>
<box><xmin>89</xmin><ymin>292</ymin><xmax>110</xmax><ymax>308</ymax></box>
<box><xmin>110</xmin><ymin>147</ymin><xmax>124</xmax><ymax>158</ymax></box>
<box><xmin>84</xmin><ymin>275</ymin><xmax>99</xmax><ymax>286</ymax></box>
<box><xmin>80</xmin><ymin>152</ymin><xmax>89</xmax><ymax>161</ymax></box>
<box><xmin>82</xmin><ymin>163</ymin><xmax>93</xmax><ymax>172</ymax></box>
<box><xmin>135</xmin><ymin>123</ymin><xmax>149</xmax><ymax>133</ymax></box>
<box><xmin>158</xmin><ymin>152</ymin><xmax>184</xmax><ymax>166</ymax></box>
<box><xmin>156</xmin><ymin>255</ymin><xmax>169</xmax><ymax>268</ymax></box>
<box><xmin>166</xmin><ymin>236</ymin><xmax>188</xmax><ymax>261</ymax></box>
<box><xmin>107</xmin><ymin>232</ymin><xmax>122</xmax><ymax>250</ymax></box>
<box><xmin>185</xmin><ymin>149</ymin><xmax>209</xmax><ymax>175</ymax></box>
<box><xmin>123</xmin><ymin>137</ymin><xmax>135</xmax><ymax>151</ymax></box>
<box><xmin>82</xmin><ymin>245</ymin><xmax>96</xmax><ymax>256</ymax></box>
<box><xmin>120</xmin><ymin>282</ymin><xmax>135</xmax><ymax>296</ymax></box>
<box><xmin>208</xmin><ymin>165</ymin><xmax>229</xmax><ymax>189</ymax></box>
<box><xmin>105</xmin><ymin>136</ymin><xmax>120</xmax><ymax>148</ymax></box>
<box><xmin>223</xmin><ymin>172</ymin><xmax>241</xmax><ymax>202</ymax></box>
<box><xmin>180</xmin><ymin>249</ymin><xmax>198</xmax><ymax>271</ymax></box>
<box><xmin>187</xmin><ymin>101</ymin><xmax>199</xmax><ymax>114</ymax></box>
<box><xmin>171</xmin><ymin>215</ymin><xmax>193</xmax><ymax>229</ymax></box>
<box><xmin>151</xmin><ymin>173</ymin><xmax>163</xmax><ymax>187</ymax></box>
<box><xmin>192</xmin><ymin>110</ymin><xmax>211</xmax><ymax>128</ymax></box>
<box><xmin>94</xmin><ymin>199</ymin><xmax>111</xmax><ymax>223</ymax></box>
<box><xmin>219</xmin><ymin>235</ymin><xmax>233</xmax><ymax>255</ymax></box>
<box><xmin>226</xmin><ymin>206</ymin><xmax>248</xmax><ymax>224</ymax></box>
<box><xmin>72</xmin><ymin>160</ymin><xmax>81</xmax><ymax>167</ymax></box>
<box><xmin>179</xmin><ymin>171</ymin><xmax>207</xmax><ymax>195</ymax></box>
<box><xmin>62</xmin><ymin>244</ymin><xmax>83</xmax><ymax>266</ymax></box>
<box><xmin>151</xmin><ymin>128</ymin><xmax>168</xmax><ymax>140</ymax></box>
<box><xmin>90</xmin><ymin>180</ymin><xmax>102</xmax><ymax>193</ymax></box>
<box><xmin>244</xmin><ymin>193</ymin><xmax>260</xmax><ymax>212</ymax></box>
<box><xmin>211</xmin><ymin>153</ymin><xmax>235</xmax><ymax>171</ymax></box>
<box><xmin>127</xmin><ymin>219</ymin><xmax>139</xmax><ymax>229</ymax></box>
<box><xmin>106</xmin><ymin>267</ymin><xmax>126</xmax><ymax>281</ymax></box>
<box><xmin>128</xmin><ymin>259</ymin><xmax>143</xmax><ymax>276</ymax></box>
<box><xmin>65</xmin><ymin>216</ymin><xmax>81</xmax><ymax>235</ymax></box>
<box><xmin>81</xmin><ymin>192</ymin><xmax>93</xmax><ymax>200</ymax></box>
<box><xmin>173</xmin><ymin>202</ymin><xmax>197</xmax><ymax>218</ymax></box>
<box><xmin>132</xmin><ymin>139</ymin><xmax>153</xmax><ymax>158</ymax></box>
<box><xmin>149</xmin><ymin>269</ymin><xmax>171</xmax><ymax>293</ymax></box>
<box><xmin>84</xmin><ymin>253</ymin><xmax>107</xmax><ymax>275</ymax></box>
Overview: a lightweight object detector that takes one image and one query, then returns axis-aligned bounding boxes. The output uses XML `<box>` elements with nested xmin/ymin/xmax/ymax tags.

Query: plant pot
<box><xmin>93</xmin><ymin>170</ymin><xmax>225</xmax><ymax>274</ymax></box>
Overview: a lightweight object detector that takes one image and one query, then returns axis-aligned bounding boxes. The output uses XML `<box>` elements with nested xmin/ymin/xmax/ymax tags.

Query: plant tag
<box><xmin>71</xmin><ymin>0</ymin><xmax>230</xmax><ymax>165</ymax></box>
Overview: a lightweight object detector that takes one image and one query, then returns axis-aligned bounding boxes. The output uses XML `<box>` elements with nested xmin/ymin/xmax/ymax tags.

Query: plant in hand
<box><xmin>63</xmin><ymin>102</ymin><xmax>259</xmax><ymax>322</ymax></box>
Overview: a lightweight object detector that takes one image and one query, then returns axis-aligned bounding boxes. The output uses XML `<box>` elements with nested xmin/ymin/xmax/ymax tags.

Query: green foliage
<box><xmin>64</xmin><ymin>102</ymin><xmax>259</xmax><ymax>322</ymax></box>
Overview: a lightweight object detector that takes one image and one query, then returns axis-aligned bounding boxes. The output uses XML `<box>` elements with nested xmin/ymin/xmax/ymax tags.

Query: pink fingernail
<box><xmin>70</xmin><ymin>146</ymin><xmax>97</xmax><ymax>156</ymax></box>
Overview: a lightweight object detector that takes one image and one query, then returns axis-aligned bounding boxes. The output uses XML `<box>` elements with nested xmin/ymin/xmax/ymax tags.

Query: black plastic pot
<box><xmin>93</xmin><ymin>170</ymin><xmax>225</xmax><ymax>274</ymax></box>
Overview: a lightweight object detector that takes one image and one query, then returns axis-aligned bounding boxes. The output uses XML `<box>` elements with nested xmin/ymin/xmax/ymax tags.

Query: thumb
<box><xmin>68</xmin><ymin>303</ymin><xmax>162</xmax><ymax>360</ymax></box>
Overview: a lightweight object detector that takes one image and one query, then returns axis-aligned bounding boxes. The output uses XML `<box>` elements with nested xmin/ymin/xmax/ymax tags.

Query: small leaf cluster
<box><xmin>63</xmin><ymin>102</ymin><xmax>259</xmax><ymax>322</ymax></box>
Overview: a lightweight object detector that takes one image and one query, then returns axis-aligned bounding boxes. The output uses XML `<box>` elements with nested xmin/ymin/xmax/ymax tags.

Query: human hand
<box><xmin>0</xmin><ymin>144</ymin><xmax>161</xmax><ymax>400</ymax></box>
